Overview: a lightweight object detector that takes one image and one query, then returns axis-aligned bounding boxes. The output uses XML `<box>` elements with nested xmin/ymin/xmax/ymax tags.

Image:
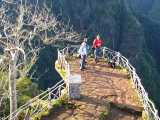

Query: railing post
<box><xmin>116</xmin><ymin>52</ymin><xmax>120</xmax><ymax>66</ymax></box>
<box><xmin>48</xmin><ymin>88</ymin><xmax>52</xmax><ymax>109</ymax></box>
<box><xmin>56</xmin><ymin>45</ymin><xmax>160</xmax><ymax>120</ymax></box>
<box><xmin>57</xmin><ymin>49</ymin><xmax>60</xmax><ymax>64</ymax></box>
<box><xmin>67</xmin><ymin>64</ymin><xmax>70</xmax><ymax>79</ymax></box>
<box><xmin>66</xmin><ymin>47</ymin><xmax>69</xmax><ymax>56</ymax></box>
<box><xmin>102</xmin><ymin>47</ymin><xmax>106</xmax><ymax>58</ymax></box>
<box><xmin>66</xmin><ymin>64</ymin><xmax>70</xmax><ymax>100</ymax></box>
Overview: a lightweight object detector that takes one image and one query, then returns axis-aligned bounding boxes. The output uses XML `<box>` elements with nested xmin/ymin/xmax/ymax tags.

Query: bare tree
<box><xmin>0</xmin><ymin>0</ymin><xmax>80</xmax><ymax>119</ymax></box>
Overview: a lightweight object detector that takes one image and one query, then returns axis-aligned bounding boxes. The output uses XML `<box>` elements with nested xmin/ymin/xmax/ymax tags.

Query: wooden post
<box><xmin>48</xmin><ymin>88</ymin><xmax>52</xmax><ymax>109</ymax></box>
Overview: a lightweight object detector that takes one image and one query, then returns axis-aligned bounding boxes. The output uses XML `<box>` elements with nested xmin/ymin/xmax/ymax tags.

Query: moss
<box><xmin>99</xmin><ymin>111</ymin><xmax>108</xmax><ymax>120</ymax></box>
<box><xmin>98</xmin><ymin>104</ymin><xmax>110</xmax><ymax>120</ymax></box>
<box><xmin>59</xmin><ymin>88</ymin><xmax>69</xmax><ymax>102</ymax></box>
<box><xmin>52</xmin><ymin>99</ymin><xmax>63</xmax><ymax>108</ymax></box>
<box><xmin>115</xmin><ymin>65</ymin><xmax>124</xmax><ymax>70</ymax></box>
<box><xmin>33</xmin><ymin>98</ymin><xmax>73</xmax><ymax>119</ymax></box>
<box><xmin>142</xmin><ymin>111</ymin><xmax>149</xmax><ymax>120</ymax></box>
<box><xmin>26</xmin><ymin>99</ymin><xmax>51</xmax><ymax>120</ymax></box>
<box><xmin>128</xmin><ymin>80</ymin><xmax>143</xmax><ymax>107</ymax></box>
<box><xmin>55</xmin><ymin>62</ymin><xmax>67</xmax><ymax>80</ymax></box>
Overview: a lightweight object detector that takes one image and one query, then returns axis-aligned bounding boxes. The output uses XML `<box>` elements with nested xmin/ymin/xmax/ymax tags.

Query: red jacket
<box><xmin>92</xmin><ymin>38</ymin><xmax>103</xmax><ymax>48</ymax></box>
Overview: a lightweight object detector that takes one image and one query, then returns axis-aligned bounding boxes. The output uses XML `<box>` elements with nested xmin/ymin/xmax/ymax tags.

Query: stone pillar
<box><xmin>68</xmin><ymin>74</ymin><xmax>81</xmax><ymax>99</ymax></box>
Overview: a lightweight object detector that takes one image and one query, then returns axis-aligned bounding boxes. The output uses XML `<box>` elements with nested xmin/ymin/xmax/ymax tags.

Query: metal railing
<box><xmin>2</xmin><ymin>48</ymin><xmax>71</xmax><ymax>120</ymax></box>
<box><xmin>102</xmin><ymin>47</ymin><xmax>159</xmax><ymax>120</ymax></box>
<box><xmin>59</xmin><ymin>45</ymin><xmax>160</xmax><ymax>120</ymax></box>
<box><xmin>3</xmin><ymin>45</ymin><xmax>160</xmax><ymax>120</ymax></box>
<box><xmin>57</xmin><ymin>49</ymin><xmax>70</xmax><ymax>80</ymax></box>
<box><xmin>2</xmin><ymin>80</ymin><xmax>66</xmax><ymax>120</ymax></box>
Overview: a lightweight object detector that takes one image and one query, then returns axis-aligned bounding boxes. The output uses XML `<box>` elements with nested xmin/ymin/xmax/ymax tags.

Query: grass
<box><xmin>32</xmin><ymin>88</ymin><xmax>69</xmax><ymax>120</ymax></box>
<box><xmin>142</xmin><ymin>111</ymin><xmax>150</xmax><ymax>120</ymax></box>
<box><xmin>99</xmin><ymin>103</ymin><xmax>110</xmax><ymax>120</ymax></box>
<box><xmin>99</xmin><ymin>111</ymin><xmax>108</xmax><ymax>120</ymax></box>
<box><xmin>16</xmin><ymin>77</ymin><xmax>69</xmax><ymax>120</ymax></box>
<box><xmin>17</xmin><ymin>97</ymin><xmax>69</xmax><ymax>120</ymax></box>
<box><xmin>32</xmin><ymin>99</ymin><xmax>76</xmax><ymax>120</ymax></box>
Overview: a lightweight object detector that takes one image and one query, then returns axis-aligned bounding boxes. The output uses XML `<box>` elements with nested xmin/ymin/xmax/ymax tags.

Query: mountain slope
<box><xmin>50</xmin><ymin>0</ymin><xmax>160</xmax><ymax>112</ymax></box>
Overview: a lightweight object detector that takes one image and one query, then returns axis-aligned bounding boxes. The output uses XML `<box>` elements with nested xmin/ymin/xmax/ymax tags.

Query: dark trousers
<box><xmin>80</xmin><ymin>55</ymin><xmax>86</xmax><ymax>69</ymax></box>
<box><xmin>94</xmin><ymin>47</ymin><xmax>100</xmax><ymax>62</ymax></box>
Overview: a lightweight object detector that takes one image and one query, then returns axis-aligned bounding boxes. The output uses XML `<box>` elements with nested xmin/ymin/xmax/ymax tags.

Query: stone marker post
<box><xmin>68</xmin><ymin>74</ymin><xmax>81</xmax><ymax>99</ymax></box>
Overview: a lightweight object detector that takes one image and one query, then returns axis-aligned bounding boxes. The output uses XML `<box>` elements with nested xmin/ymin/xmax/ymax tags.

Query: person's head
<box><xmin>97</xmin><ymin>34</ymin><xmax>100</xmax><ymax>39</ymax></box>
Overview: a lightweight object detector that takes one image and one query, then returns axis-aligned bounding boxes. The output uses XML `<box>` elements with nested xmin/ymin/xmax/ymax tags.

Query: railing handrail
<box><xmin>3</xmin><ymin>45</ymin><xmax>159</xmax><ymax>120</ymax></box>
<box><xmin>58</xmin><ymin>45</ymin><xmax>159</xmax><ymax>120</ymax></box>
<box><xmin>2</xmin><ymin>80</ymin><xmax>65</xmax><ymax>120</ymax></box>
<box><xmin>101</xmin><ymin>47</ymin><xmax>159</xmax><ymax>120</ymax></box>
<box><xmin>2</xmin><ymin>48</ymin><xmax>71</xmax><ymax>120</ymax></box>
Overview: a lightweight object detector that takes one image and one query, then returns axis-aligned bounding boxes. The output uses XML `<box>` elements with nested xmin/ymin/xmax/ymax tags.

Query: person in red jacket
<box><xmin>92</xmin><ymin>34</ymin><xmax>103</xmax><ymax>63</ymax></box>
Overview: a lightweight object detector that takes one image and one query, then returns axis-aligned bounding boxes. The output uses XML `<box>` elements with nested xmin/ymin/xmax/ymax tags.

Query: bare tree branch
<box><xmin>0</xmin><ymin>0</ymin><xmax>81</xmax><ymax>118</ymax></box>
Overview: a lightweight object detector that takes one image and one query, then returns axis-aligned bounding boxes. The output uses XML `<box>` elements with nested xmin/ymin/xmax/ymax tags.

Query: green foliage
<box><xmin>17</xmin><ymin>77</ymin><xmax>41</xmax><ymax>96</ymax></box>
<box><xmin>0</xmin><ymin>71</ymin><xmax>8</xmax><ymax>90</ymax></box>
<box><xmin>0</xmin><ymin>98</ymin><xmax>10</xmax><ymax>117</ymax></box>
<box><xmin>51</xmin><ymin>98</ymin><xmax>70</xmax><ymax>109</ymax></box>
<box><xmin>99</xmin><ymin>111</ymin><xmax>108</xmax><ymax>120</ymax></box>
<box><xmin>0</xmin><ymin>72</ymin><xmax>9</xmax><ymax>117</ymax></box>
<box><xmin>31</xmin><ymin>98</ymin><xmax>72</xmax><ymax>119</ymax></box>
<box><xmin>31</xmin><ymin>108</ymin><xmax>50</xmax><ymax>120</ymax></box>
<box><xmin>63</xmin><ymin>102</ymin><xmax>77</xmax><ymax>109</ymax></box>
<box><xmin>16</xmin><ymin>77</ymin><xmax>41</xmax><ymax>107</ymax></box>
<box><xmin>98</xmin><ymin>103</ymin><xmax>111</xmax><ymax>120</ymax></box>
<box><xmin>52</xmin><ymin>99</ymin><xmax>63</xmax><ymax>108</ymax></box>
<box><xmin>55</xmin><ymin>62</ymin><xmax>67</xmax><ymax>80</ymax></box>
<box><xmin>18</xmin><ymin>95</ymin><xmax>31</xmax><ymax>106</ymax></box>
<box><xmin>59</xmin><ymin>88</ymin><xmax>69</xmax><ymax>102</ymax></box>
<box><xmin>16</xmin><ymin>77</ymin><xmax>32</xmax><ymax>90</ymax></box>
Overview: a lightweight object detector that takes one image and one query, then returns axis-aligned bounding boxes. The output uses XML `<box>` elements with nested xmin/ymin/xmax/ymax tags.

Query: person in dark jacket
<box><xmin>92</xmin><ymin>35</ymin><xmax>103</xmax><ymax>63</ymax></box>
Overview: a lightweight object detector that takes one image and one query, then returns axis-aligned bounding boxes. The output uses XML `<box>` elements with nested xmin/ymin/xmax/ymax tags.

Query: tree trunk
<box><xmin>9</xmin><ymin>59</ymin><xmax>17</xmax><ymax>120</ymax></box>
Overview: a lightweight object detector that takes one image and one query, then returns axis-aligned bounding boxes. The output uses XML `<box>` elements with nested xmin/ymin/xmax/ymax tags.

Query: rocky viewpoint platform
<box><xmin>42</xmin><ymin>58</ymin><xmax>144</xmax><ymax>120</ymax></box>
